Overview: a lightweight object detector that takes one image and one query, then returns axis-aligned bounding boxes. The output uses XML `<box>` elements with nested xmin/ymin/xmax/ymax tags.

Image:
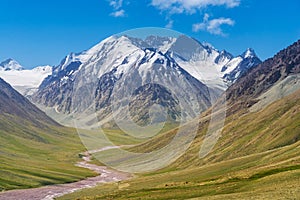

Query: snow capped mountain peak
<box><xmin>0</xmin><ymin>58</ymin><xmax>24</xmax><ymax>71</ymax></box>
<box><xmin>33</xmin><ymin>35</ymin><xmax>262</xmax><ymax>100</ymax></box>
<box><xmin>242</xmin><ymin>48</ymin><xmax>257</xmax><ymax>58</ymax></box>
<box><xmin>34</xmin><ymin>34</ymin><xmax>213</xmax><ymax>124</ymax></box>
<box><xmin>36</xmin><ymin>34</ymin><xmax>261</xmax><ymax>97</ymax></box>
<box><xmin>52</xmin><ymin>35</ymin><xmax>137</xmax><ymax>76</ymax></box>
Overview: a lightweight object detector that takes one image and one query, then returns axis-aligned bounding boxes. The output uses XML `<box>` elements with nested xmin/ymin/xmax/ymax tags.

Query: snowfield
<box><xmin>0</xmin><ymin>65</ymin><xmax>52</xmax><ymax>96</ymax></box>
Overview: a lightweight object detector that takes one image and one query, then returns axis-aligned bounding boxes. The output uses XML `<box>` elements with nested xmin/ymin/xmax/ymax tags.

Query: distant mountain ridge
<box><xmin>129</xmin><ymin>35</ymin><xmax>261</xmax><ymax>88</ymax></box>
<box><xmin>0</xmin><ymin>58</ymin><xmax>52</xmax><ymax>96</ymax></box>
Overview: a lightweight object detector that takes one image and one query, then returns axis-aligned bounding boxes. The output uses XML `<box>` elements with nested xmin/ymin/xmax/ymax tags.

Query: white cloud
<box><xmin>192</xmin><ymin>23</ymin><xmax>205</xmax><ymax>32</ymax></box>
<box><xmin>108</xmin><ymin>0</ymin><xmax>126</xmax><ymax>17</ymax></box>
<box><xmin>165</xmin><ymin>20</ymin><xmax>174</xmax><ymax>29</ymax></box>
<box><xmin>110</xmin><ymin>9</ymin><xmax>126</xmax><ymax>17</ymax></box>
<box><xmin>150</xmin><ymin>0</ymin><xmax>240</xmax><ymax>14</ymax></box>
<box><xmin>193</xmin><ymin>14</ymin><xmax>235</xmax><ymax>36</ymax></box>
<box><xmin>109</xmin><ymin>0</ymin><xmax>123</xmax><ymax>10</ymax></box>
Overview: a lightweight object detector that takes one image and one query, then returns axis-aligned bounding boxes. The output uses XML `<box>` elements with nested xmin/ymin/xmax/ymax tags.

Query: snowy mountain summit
<box><xmin>33</xmin><ymin>34</ymin><xmax>261</xmax><ymax>128</ymax></box>
<box><xmin>0</xmin><ymin>58</ymin><xmax>24</xmax><ymax>71</ymax></box>
<box><xmin>242</xmin><ymin>48</ymin><xmax>257</xmax><ymax>58</ymax></box>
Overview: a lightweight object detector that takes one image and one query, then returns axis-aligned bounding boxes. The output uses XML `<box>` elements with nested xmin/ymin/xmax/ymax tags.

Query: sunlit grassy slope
<box><xmin>0</xmin><ymin>112</ymin><xmax>149</xmax><ymax>191</ymax></box>
<box><xmin>58</xmin><ymin>89</ymin><xmax>300</xmax><ymax>199</ymax></box>
<box><xmin>59</xmin><ymin>144</ymin><xmax>300</xmax><ymax>199</ymax></box>
<box><xmin>0</xmin><ymin>114</ymin><xmax>95</xmax><ymax>191</ymax></box>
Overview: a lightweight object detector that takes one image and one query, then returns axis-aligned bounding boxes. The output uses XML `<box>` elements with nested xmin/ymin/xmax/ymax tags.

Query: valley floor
<box><xmin>2</xmin><ymin>143</ymin><xmax>298</xmax><ymax>200</ymax></box>
<box><xmin>0</xmin><ymin>146</ymin><xmax>131</xmax><ymax>200</ymax></box>
<box><xmin>57</xmin><ymin>141</ymin><xmax>300</xmax><ymax>200</ymax></box>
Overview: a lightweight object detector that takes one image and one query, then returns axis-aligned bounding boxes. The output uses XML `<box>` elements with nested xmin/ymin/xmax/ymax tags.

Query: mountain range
<box><xmin>23</xmin><ymin>35</ymin><xmax>261</xmax><ymax>127</ymax></box>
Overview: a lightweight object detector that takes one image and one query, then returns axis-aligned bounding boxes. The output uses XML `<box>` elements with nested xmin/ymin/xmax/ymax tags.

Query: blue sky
<box><xmin>0</xmin><ymin>0</ymin><xmax>299</xmax><ymax>68</ymax></box>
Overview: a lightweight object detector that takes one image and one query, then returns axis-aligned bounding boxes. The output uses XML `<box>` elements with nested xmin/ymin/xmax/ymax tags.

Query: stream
<box><xmin>0</xmin><ymin>146</ymin><xmax>131</xmax><ymax>200</ymax></box>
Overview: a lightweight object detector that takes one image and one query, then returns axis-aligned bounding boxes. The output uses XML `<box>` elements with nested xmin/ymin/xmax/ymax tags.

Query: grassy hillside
<box><xmin>119</xmin><ymin>87</ymin><xmax>300</xmax><ymax>169</ymax></box>
<box><xmin>0</xmin><ymin>113</ymin><xmax>147</xmax><ymax>191</ymax></box>
<box><xmin>0</xmin><ymin>115</ymin><xmax>97</xmax><ymax>191</ymax></box>
<box><xmin>58</xmin><ymin>142</ymin><xmax>300</xmax><ymax>199</ymax></box>
<box><xmin>58</xmin><ymin>88</ymin><xmax>300</xmax><ymax>199</ymax></box>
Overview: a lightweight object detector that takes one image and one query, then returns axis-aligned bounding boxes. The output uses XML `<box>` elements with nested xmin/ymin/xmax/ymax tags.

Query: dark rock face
<box><xmin>128</xmin><ymin>83</ymin><xmax>181</xmax><ymax>125</ymax></box>
<box><xmin>32</xmin><ymin>61</ymin><xmax>81</xmax><ymax>113</ymax></box>
<box><xmin>227</xmin><ymin>39</ymin><xmax>300</xmax><ymax>109</ymax></box>
<box><xmin>95</xmin><ymin>69</ymin><xmax>120</xmax><ymax>110</ymax></box>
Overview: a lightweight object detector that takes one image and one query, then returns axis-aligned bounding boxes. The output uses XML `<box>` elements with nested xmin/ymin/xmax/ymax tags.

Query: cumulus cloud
<box><xmin>193</xmin><ymin>14</ymin><xmax>235</xmax><ymax>36</ymax></box>
<box><xmin>165</xmin><ymin>20</ymin><xmax>174</xmax><ymax>29</ymax></box>
<box><xmin>150</xmin><ymin>0</ymin><xmax>239</xmax><ymax>34</ymax></box>
<box><xmin>150</xmin><ymin>0</ymin><xmax>240</xmax><ymax>14</ymax></box>
<box><xmin>109</xmin><ymin>0</ymin><xmax>123</xmax><ymax>9</ymax></box>
<box><xmin>108</xmin><ymin>0</ymin><xmax>126</xmax><ymax>17</ymax></box>
<box><xmin>110</xmin><ymin>9</ymin><xmax>126</xmax><ymax>17</ymax></box>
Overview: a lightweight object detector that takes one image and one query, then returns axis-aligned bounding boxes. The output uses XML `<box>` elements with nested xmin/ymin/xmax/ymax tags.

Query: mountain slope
<box><xmin>166</xmin><ymin>35</ymin><xmax>261</xmax><ymax>89</ymax></box>
<box><xmin>0</xmin><ymin>78</ymin><xmax>95</xmax><ymax>190</ymax></box>
<box><xmin>226</xmin><ymin>39</ymin><xmax>300</xmax><ymax>112</ymax></box>
<box><xmin>0</xmin><ymin>77</ymin><xmax>58</xmax><ymax>126</ymax></box>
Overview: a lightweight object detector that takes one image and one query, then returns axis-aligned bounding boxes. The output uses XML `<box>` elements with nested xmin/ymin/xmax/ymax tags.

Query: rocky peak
<box><xmin>241</xmin><ymin>48</ymin><xmax>257</xmax><ymax>59</ymax></box>
<box><xmin>0</xmin><ymin>58</ymin><xmax>23</xmax><ymax>71</ymax></box>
